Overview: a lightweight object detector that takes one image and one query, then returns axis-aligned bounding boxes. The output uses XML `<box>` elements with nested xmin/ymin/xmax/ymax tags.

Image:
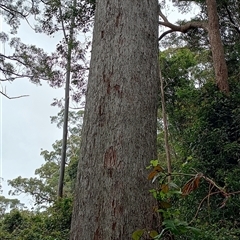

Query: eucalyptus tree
<box><xmin>35</xmin><ymin>0</ymin><xmax>94</xmax><ymax>197</ymax></box>
<box><xmin>70</xmin><ymin>0</ymin><xmax>159</xmax><ymax>239</ymax></box>
<box><xmin>0</xmin><ymin>0</ymin><xmax>93</xmax><ymax>97</ymax></box>
<box><xmin>158</xmin><ymin>0</ymin><xmax>229</xmax><ymax>93</ymax></box>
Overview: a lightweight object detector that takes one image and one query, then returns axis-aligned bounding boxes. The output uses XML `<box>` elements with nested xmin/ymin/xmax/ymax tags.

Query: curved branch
<box><xmin>158</xmin><ymin>6</ymin><xmax>208</xmax><ymax>41</ymax></box>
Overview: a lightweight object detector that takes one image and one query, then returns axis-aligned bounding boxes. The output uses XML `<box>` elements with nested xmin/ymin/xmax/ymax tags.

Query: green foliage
<box><xmin>0</xmin><ymin>195</ymin><xmax>25</xmax><ymax>217</ymax></box>
<box><xmin>1</xmin><ymin>0</ymin><xmax>94</xmax><ymax>101</ymax></box>
<box><xmin>158</xmin><ymin>45</ymin><xmax>240</xmax><ymax>239</ymax></box>
<box><xmin>1</xmin><ymin>108</ymin><xmax>81</xmax><ymax>238</ymax></box>
<box><xmin>0</xmin><ymin>198</ymin><xmax>72</xmax><ymax>240</ymax></box>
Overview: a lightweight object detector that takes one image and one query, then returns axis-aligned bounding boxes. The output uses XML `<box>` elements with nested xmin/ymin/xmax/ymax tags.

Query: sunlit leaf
<box><xmin>150</xmin><ymin>160</ymin><xmax>159</xmax><ymax>167</ymax></box>
<box><xmin>148</xmin><ymin>165</ymin><xmax>164</xmax><ymax>180</ymax></box>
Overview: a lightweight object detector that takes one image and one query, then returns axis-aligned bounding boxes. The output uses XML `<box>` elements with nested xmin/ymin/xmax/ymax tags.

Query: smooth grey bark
<box><xmin>70</xmin><ymin>0</ymin><xmax>159</xmax><ymax>239</ymax></box>
<box><xmin>58</xmin><ymin>0</ymin><xmax>76</xmax><ymax>198</ymax></box>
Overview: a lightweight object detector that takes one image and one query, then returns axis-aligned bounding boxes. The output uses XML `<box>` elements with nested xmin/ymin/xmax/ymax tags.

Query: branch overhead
<box><xmin>158</xmin><ymin>6</ymin><xmax>208</xmax><ymax>41</ymax></box>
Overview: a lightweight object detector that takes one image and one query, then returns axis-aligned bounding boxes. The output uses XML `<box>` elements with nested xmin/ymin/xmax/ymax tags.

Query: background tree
<box><xmin>159</xmin><ymin>0</ymin><xmax>229</xmax><ymax>93</ymax></box>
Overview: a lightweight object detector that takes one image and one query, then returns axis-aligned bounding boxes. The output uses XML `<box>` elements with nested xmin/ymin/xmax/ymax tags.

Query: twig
<box><xmin>0</xmin><ymin>91</ymin><xmax>29</xmax><ymax>99</ymax></box>
<box><xmin>190</xmin><ymin>190</ymin><xmax>221</xmax><ymax>224</ymax></box>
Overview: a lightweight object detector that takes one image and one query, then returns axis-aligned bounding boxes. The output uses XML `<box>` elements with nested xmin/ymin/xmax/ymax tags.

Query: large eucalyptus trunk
<box><xmin>70</xmin><ymin>0</ymin><xmax>159</xmax><ymax>239</ymax></box>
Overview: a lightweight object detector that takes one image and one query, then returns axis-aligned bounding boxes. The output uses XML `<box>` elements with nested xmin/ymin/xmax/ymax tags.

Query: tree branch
<box><xmin>0</xmin><ymin>91</ymin><xmax>29</xmax><ymax>99</ymax></box>
<box><xmin>0</xmin><ymin>3</ymin><xmax>28</xmax><ymax>18</ymax></box>
<box><xmin>224</xmin><ymin>3</ymin><xmax>240</xmax><ymax>35</ymax></box>
<box><xmin>158</xmin><ymin>7</ymin><xmax>208</xmax><ymax>41</ymax></box>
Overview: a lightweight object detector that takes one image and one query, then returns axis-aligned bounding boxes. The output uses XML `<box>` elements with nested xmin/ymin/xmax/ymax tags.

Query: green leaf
<box><xmin>150</xmin><ymin>160</ymin><xmax>159</xmax><ymax>167</ymax></box>
<box><xmin>149</xmin><ymin>230</ymin><xmax>158</xmax><ymax>238</ymax></box>
<box><xmin>132</xmin><ymin>229</ymin><xmax>144</xmax><ymax>240</ymax></box>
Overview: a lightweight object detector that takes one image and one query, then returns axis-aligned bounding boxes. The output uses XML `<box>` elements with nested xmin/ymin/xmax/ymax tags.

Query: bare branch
<box><xmin>158</xmin><ymin>6</ymin><xmax>208</xmax><ymax>41</ymax></box>
<box><xmin>0</xmin><ymin>3</ymin><xmax>28</xmax><ymax>18</ymax></box>
<box><xmin>0</xmin><ymin>91</ymin><xmax>29</xmax><ymax>99</ymax></box>
<box><xmin>159</xmin><ymin>30</ymin><xmax>175</xmax><ymax>41</ymax></box>
<box><xmin>158</xmin><ymin>5</ymin><xmax>169</xmax><ymax>23</ymax></box>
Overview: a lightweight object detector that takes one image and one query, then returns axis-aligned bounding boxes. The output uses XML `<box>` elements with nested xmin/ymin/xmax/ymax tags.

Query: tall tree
<box><xmin>70</xmin><ymin>0</ymin><xmax>159</xmax><ymax>239</ymax></box>
<box><xmin>158</xmin><ymin>0</ymin><xmax>229</xmax><ymax>93</ymax></box>
<box><xmin>57</xmin><ymin>0</ymin><xmax>77</xmax><ymax>198</ymax></box>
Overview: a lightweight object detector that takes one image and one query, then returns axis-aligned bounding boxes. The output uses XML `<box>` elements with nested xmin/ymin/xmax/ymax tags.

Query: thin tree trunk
<box><xmin>159</xmin><ymin>65</ymin><xmax>171</xmax><ymax>182</ymax></box>
<box><xmin>57</xmin><ymin>0</ymin><xmax>76</xmax><ymax>198</ymax></box>
<box><xmin>70</xmin><ymin>0</ymin><xmax>159</xmax><ymax>239</ymax></box>
<box><xmin>206</xmin><ymin>0</ymin><xmax>229</xmax><ymax>93</ymax></box>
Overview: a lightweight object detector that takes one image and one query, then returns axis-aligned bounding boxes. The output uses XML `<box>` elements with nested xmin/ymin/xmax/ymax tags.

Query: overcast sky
<box><xmin>0</xmin><ymin>3</ymin><xmax>199</xmax><ymax>206</ymax></box>
<box><xmin>0</xmin><ymin>18</ymin><xmax>66</xmax><ymax>205</ymax></box>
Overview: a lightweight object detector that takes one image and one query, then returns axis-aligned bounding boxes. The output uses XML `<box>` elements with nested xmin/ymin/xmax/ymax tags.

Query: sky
<box><xmin>0</xmin><ymin>2</ymin><xmax>199</xmax><ymax>207</ymax></box>
<box><xmin>0</xmin><ymin>18</ymin><xmax>65</xmax><ymax>205</ymax></box>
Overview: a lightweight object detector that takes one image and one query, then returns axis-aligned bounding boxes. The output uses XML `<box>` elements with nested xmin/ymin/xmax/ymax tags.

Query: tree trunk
<box><xmin>159</xmin><ymin>65</ymin><xmax>172</xmax><ymax>182</ymax></box>
<box><xmin>206</xmin><ymin>0</ymin><xmax>229</xmax><ymax>93</ymax></box>
<box><xmin>58</xmin><ymin>0</ymin><xmax>76</xmax><ymax>198</ymax></box>
<box><xmin>70</xmin><ymin>0</ymin><xmax>159</xmax><ymax>239</ymax></box>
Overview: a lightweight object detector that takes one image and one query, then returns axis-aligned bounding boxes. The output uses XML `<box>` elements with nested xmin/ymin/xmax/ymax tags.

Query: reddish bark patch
<box><xmin>115</xmin><ymin>12</ymin><xmax>122</xmax><ymax>27</ymax></box>
<box><xmin>103</xmin><ymin>70</ymin><xmax>113</xmax><ymax>94</ymax></box>
<box><xmin>111</xmin><ymin>199</ymin><xmax>123</xmax><ymax>218</ymax></box>
<box><xmin>112</xmin><ymin>222</ymin><xmax>117</xmax><ymax>230</ymax></box>
<box><xmin>107</xmin><ymin>83</ymin><xmax>111</xmax><ymax>94</ymax></box>
<box><xmin>113</xmin><ymin>84</ymin><xmax>120</xmax><ymax>91</ymax></box>
<box><xmin>93</xmin><ymin>227</ymin><xmax>103</xmax><ymax>240</ymax></box>
<box><xmin>104</xmin><ymin>146</ymin><xmax>117</xmax><ymax>169</ymax></box>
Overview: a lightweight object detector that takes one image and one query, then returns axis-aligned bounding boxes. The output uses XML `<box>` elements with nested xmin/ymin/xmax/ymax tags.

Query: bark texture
<box><xmin>206</xmin><ymin>0</ymin><xmax>229</xmax><ymax>93</ymax></box>
<box><xmin>70</xmin><ymin>0</ymin><xmax>159</xmax><ymax>239</ymax></box>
